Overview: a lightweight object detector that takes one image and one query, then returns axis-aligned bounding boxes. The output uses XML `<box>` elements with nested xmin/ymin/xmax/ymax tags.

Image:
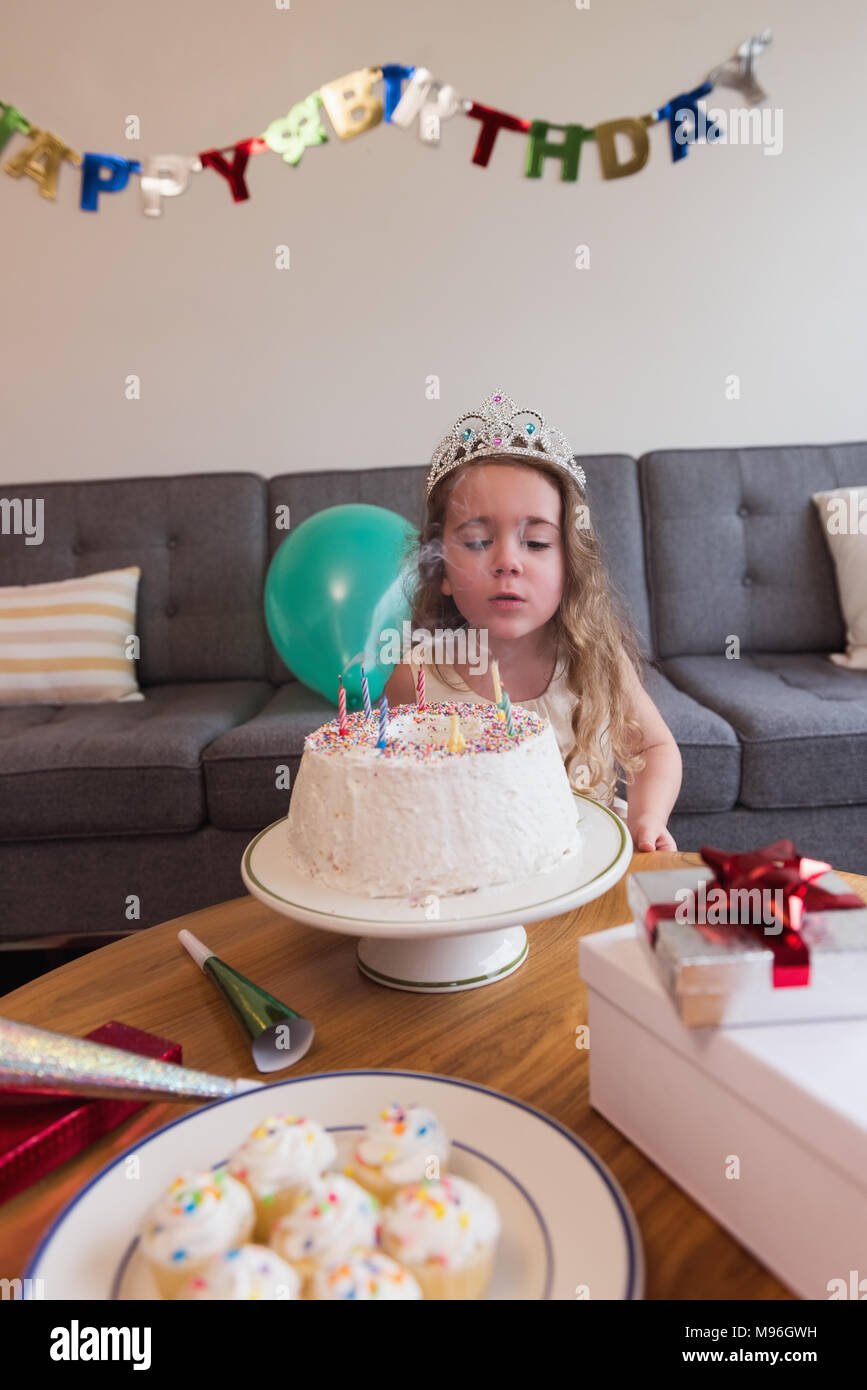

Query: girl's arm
<box><xmin>618</xmin><ymin>651</ymin><xmax>683</xmax><ymax>852</ymax></box>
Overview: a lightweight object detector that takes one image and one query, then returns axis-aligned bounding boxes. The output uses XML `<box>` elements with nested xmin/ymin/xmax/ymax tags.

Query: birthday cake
<box><xmin>284</xmin><ymin>700</ymin><xmax>582</xmax><ymax>899</ymax></box>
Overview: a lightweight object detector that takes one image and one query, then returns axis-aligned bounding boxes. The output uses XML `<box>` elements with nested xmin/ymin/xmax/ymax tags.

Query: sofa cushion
<box><xmin>660</xmin><ymin>654</ymin><xmax>867</xmax><ymax>808</ymax></box>
<box><xmin>202</xmin><ymin>681</ymin><xmax>335</xmax><ymax>830</ymax></box>
<box><xmin>642</xmin><ymin>663</ymin><xmax>741</xmax><ymax>812</ymax></box>
<box><xmin>640</xmin><ymin>443</ymin><xmax>867</xmax><ymax>659</ymax></box>
<box><xmin>0</xmin><ymin>473</ymin><xmax>270</xmax><ymax>684</ymax></box>
<box><xmin>0</xmin><ymin>565</ymin><xmax>144</xmax><ymax>704</ymax></box>
<box><xmin>0</xmin><ymin>681</ymin><xmax>273</xmax><ymax>840</ymax></box>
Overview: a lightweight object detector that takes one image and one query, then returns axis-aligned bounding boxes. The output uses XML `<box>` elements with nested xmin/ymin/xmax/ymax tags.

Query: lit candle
<box><xmin>360</xmin><ymin>664</ymin><xmax>372</xmax><ymax>719</ymax></box>
<box><xmin>338</xmin><ymin>674</ymin><xmax>348</xmax><ymax>736</ymax></box>
<box><xmin>377</xmin><ymin>693</ymin><xmax>388</xmax><ymax>749</ymax></box>
<box><xmin>447</xmin><ymin>712</ymin><xmax>466</xmax><ymax>752</ymax></box>
<box><xmin>417</xmin><ymin>662</ymin><xmax>426</xmax><ymax>710</ymax></box>
<box><xmin>501</xmin><ymin>687</ymin><xmax>516</xmax><ymax>739</ymax></box>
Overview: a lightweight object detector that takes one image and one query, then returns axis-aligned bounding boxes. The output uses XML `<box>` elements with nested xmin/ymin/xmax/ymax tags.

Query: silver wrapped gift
<box><xmin>626</xmin><ymin>865</ymin><xmax>867</xmax><ymax>1027</ymax></box>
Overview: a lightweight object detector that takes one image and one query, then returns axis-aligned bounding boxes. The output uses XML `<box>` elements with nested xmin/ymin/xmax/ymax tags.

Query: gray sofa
<box><xmin>2</xmin><ymin>443</ymin><xmax>866</xmax><ymax>948</ymax></box>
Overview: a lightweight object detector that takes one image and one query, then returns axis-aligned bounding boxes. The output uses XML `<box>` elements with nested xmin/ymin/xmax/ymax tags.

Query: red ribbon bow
<box><xmin>643</xmin><ymin>839</ymin><xmax>864</xmax><ymax>988</ymax></box>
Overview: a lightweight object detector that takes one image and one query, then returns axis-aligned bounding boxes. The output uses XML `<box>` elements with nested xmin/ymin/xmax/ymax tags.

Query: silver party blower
<box><xmin>0</xmin><ymin>1017</ymin><xmax>264</xmax><ymax>1103</ymax></box>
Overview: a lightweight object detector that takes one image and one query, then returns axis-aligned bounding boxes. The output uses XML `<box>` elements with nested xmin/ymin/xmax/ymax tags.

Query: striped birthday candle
<box><xmin>491</xmin><ymin>658</ymin><xmax>505</xmax><ymax>720</ymax></box>
<box><xmin>417</xmin><ymin>662</ymin><xmax>426</xmax><ymax>710</ymax></box>
<box><xmin>377</xmin><ymin>693</ymin><xmax>388</xmax><ymax>749</ymax></box>
<box><xmin>501</xmin><ymin>687</ymin><xmax>516</xmax><ymax>738</ymax></box>
<box><xmin>338</xmin><ymin>674</ymin><xmax>348</xmax><ymax>735</ymax></box>
<box><xmin>360</xmin><ymin>664</ymin><xmax>372</xmax><ymax>719</ymax></box>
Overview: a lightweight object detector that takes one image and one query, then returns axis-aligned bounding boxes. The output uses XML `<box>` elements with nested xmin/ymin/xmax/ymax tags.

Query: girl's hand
<box><xmin>629</xmin><ymin>817</ymin><xmax>677</xmax><ymax>853</ymax></box>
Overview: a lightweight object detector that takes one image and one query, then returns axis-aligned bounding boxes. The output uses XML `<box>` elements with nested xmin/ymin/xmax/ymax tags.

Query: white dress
<box><xmin>406</xmin><ymin>645</ymin><xmax>628</xmax><ymax>819</ymax></box>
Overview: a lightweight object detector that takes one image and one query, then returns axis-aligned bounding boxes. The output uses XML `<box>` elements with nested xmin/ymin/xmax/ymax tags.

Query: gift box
<box><xmin>0</xmin><ymin>1021</ymin><xmax>181</xmax><ymax>1205</ymax></box>
<box><xmin>627</xmin><ymin>840</ymin><xmax>867</xmax><ymax>1026</ymax></box>
<box><xmin>578</xmin><ymin>923</ymin><xmax>867</xmax><ymax>1300</ymax></box>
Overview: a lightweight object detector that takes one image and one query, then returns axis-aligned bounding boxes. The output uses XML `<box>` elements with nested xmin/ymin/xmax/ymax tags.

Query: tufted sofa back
<box><xmin>639</xmin><ymin>444</ymin><xmax>867</xmax><ymax>658</ymax></box>
<box><xmin>7</xmin><ymin>445</ymin><xmax>857</xmax><ymax>686</ymax></box>
<box><xmin>0</xmin><ymin>473</ymin><xmax>270</xmax><ymax>684</ymax></box>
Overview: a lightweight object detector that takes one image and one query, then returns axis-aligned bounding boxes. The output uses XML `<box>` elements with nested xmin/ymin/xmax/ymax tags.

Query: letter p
<box><xmin>80</xmin><ymin>153</ymin><xmax>141</xmax><ymax>211</ymax></box>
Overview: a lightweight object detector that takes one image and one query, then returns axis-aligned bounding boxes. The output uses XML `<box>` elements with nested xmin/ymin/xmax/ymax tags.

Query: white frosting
<box><xmin>227</xmin><ymin>1114</ymin><xmax>337</xmax><ymax>1198</ymax></box>
<box><xmin>355</xmin><ymin>1103</ymin><xmax>449</xmax><ymax>1183</ymax></box>
<box><xmin>140</xmin><ymin>1168</ymin><xmax>254</xmax><ymax>1270</ymax></box>
<box><xmin>285</xmin><ymin>702</ymin><xmax>582</xmax><ymax>898</ymax></box>
<box><xmin>269</xmin><ymin>1173</ymin><xmax>380</xmax><ymax>1265</ymax></box>
<box><xmin>175</xmin><ymin>1244</ymin><xmax>301</xmax><ymax>1300</ymax></box>
<box><xmin>381</xmin><ymin>1176</ymin><xmax>500</xmax><ymax>1271</ymax></box>
<box><xmin>311</xmin><ymin>1251</ymin><xmax>423</xmax><ymax>1300</ymax></box>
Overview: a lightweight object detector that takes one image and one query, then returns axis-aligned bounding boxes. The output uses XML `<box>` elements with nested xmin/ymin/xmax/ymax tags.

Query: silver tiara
<box><xmin>426</xmin><ymin>390</ymin><xmax>587</xmax><ymax>498</ymax></box>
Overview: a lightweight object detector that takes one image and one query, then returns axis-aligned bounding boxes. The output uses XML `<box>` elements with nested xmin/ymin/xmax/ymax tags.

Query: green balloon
<box><xmin>264</xmin><ymin>504</ymin><xmax>418</xmax><ymax>709</ymax></box>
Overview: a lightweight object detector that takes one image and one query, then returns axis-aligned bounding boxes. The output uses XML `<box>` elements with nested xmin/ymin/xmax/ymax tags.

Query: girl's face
<box><xmin>439</xmin><ymin>462</ymin><xmax>565</xmax><ymax>640</ymax></box>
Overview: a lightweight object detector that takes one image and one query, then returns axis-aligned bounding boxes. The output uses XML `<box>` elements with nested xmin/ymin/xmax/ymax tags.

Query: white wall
<box><xmin>2</xmin><ymin>0</ymin><xmax>865</xmax><ymax>484</ymax></box>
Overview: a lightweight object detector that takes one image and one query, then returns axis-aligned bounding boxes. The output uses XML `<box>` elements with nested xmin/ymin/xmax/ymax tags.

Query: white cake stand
<box><xmin>240</xmin><ymin>794</ymin><xmax>631</xmax><ymax>994</ymax></box>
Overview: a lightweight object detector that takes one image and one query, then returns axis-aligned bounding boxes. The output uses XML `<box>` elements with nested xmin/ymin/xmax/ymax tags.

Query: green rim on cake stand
<box><xmin>241</xmin><ymin>794</ymin><xmax>631</xmax><ymax>994</ymax></box>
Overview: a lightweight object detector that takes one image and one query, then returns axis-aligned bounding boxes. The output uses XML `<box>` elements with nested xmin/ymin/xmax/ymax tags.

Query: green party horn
<box><xmin>178</xmin><ymin>931</ymin><xmax>315</xmax><ymax>1074</ymax></box>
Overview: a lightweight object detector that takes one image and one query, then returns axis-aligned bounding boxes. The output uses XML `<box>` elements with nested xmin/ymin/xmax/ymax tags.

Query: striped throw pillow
<box><xmin>0</xmin><ymin>565</ymin><xmax>143</xmax><ymax>704</ymax></box>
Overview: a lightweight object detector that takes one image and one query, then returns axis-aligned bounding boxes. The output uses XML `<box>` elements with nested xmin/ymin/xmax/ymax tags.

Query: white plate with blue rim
<box><xmin>23</xmin><ymin>1069</ymin><xmax>644</xmax><ymax>1301</ymax></box>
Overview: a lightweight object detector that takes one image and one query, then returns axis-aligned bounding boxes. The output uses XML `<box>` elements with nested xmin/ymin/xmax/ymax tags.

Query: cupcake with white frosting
<box><xmin>347</xmin><ymin>1103</ymin><xmax>449</xmax><ymax>1205</ymax></box>
<box><xmin>311</xmin><ymin>1250</ymin><xmax>423</xmax><ymax>1301</ymax></box>
<box><xmin>380</xmin><ymin>1175</ymin><xmax>500</xmax><ymax>1300</ymax></box>
<box><xmin>227</xmin><ymin>1113</ymin><xmax>337</xmax><ymax>1241</ymax></box>
<box><xmin>140</xmin><ymin>1167</ymin><xmax>255</xmax><ymax>1299</ymax></box>
<box><xmin>269</xmin><ymin>1172</ymin><xmax>381</xmax><ymax>1295</ymax></box>
<box><xmin>175</xmin><ymin>1244</ymin><xmax>301</xmax><ymax>1300</ymax></box>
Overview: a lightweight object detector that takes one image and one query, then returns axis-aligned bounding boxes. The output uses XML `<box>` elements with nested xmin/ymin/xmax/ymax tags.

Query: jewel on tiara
<box><xmin>426</xmin><ymin>390</ymin><xmax>587</xmax><ymax>498</ymax></box>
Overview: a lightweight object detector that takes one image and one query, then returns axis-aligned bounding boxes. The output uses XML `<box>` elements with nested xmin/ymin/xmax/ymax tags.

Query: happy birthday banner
<box><xmin>0</xmin><ymin>30</ymin><xmax>771</xmax><ymax>217</ymax></box>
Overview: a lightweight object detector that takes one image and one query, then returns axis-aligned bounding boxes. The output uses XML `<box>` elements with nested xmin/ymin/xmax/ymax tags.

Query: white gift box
<box><xmin>578</xmin><ymin>923</ymin><xmax>867</xmax><ymax>1299</ymax></box>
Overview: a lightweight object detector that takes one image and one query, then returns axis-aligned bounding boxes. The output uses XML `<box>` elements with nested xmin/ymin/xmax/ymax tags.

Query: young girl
<box><xmin>384</xmin><ymin>390</ymin><xmax>682</xmax><ymax>853</ymax></box>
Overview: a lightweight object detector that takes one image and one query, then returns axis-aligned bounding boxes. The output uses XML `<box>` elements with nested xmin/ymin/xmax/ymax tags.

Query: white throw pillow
<box><xmin>0</xmin><ymin>565</ymin><xmax>144</xmax><ymax>703</ymax></box>
<box><xmin>811</xmin><ymin>485</ymin><xmax>867</xmax><ymax>670</ymax></box>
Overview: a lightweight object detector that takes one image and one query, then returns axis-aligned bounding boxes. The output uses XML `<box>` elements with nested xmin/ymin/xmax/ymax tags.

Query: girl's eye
<box><xmin>462</xmin><ymin>539</ymin><xmax>552</xmax><ymax>550</ymax></box>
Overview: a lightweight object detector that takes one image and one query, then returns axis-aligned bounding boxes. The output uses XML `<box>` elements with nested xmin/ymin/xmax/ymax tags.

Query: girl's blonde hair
<box><xmin>402</xmin><ymin>456</ymin><xmax>647</xmax><ymax>804</ymax></box>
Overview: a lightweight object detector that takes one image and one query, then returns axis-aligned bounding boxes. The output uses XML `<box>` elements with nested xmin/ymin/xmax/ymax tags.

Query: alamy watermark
<box><xmin>827</xmin><ymin>1269</ymin><xmax>867</xmax><ymax>1299</ymax></box>
<box><xmin>1</xmin><ymin>1275</ymin><xmax>45</xmax><ymax>1298</ymax></box>
<box><xmin>0</xmin><ymin>497</ymin><xmax>44</xmax><ymax>544</ymax></box>
<box><xmin>821</xmin><ymin>490</ymin><xmax>867</xmax><ymax>536</ymax></box>
<box><xmin>676</xmin><ymin>105</ymin><xmax>783</xmax><ymax>156</ymax></box>
<box><xmin>672</xmin><ymin>882</ymin><xmax>791</xmax><ymax>934</ymax></box>
<box><xmin>379</xmin><ymin>621</ymin><xmax>489</xmax><ymax>675</ymax></box>
<box><xmin>49</xmin><ymin>1320</ymin><xmax>151</xmax><ymax>1369</ymax></box>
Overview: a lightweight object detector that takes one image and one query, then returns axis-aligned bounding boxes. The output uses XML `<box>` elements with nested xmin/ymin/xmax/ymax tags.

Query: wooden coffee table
<box><xmin>2</xmin><ymin>850</ymin><xmax>864</xmax><ymax>1299</ymax></box>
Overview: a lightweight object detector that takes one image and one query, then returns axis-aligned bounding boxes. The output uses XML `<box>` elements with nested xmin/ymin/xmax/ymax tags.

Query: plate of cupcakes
<box><xmin>24</xmin><ymin>1070</ymin><xmax>644</xmax><ymax>1300</ymax></box>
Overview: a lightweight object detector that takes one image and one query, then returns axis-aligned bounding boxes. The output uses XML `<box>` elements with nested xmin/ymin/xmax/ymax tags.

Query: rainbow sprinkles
<box><xmin>306</xmin><ymin>700</ymin><xmax>546</xmax><ymax>761</ymax></box>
